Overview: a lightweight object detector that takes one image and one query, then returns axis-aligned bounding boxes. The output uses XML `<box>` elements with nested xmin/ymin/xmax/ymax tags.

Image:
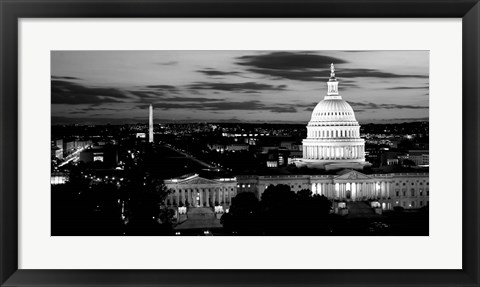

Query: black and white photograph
<box><xmin>51</xmin><ymin>50</ymin><xmax>429</xmax><ymax>236</ymax></box>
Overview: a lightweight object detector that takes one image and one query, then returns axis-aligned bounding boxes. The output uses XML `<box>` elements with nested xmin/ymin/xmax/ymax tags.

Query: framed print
<box><xmin>1</xmin><ymin>0</ymin><xmax>479</xmax><ymax>286</ymax></box>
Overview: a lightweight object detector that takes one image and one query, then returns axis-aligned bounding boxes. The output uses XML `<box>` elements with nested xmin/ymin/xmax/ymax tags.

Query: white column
<box><xmin>176</xmin><ymin>188</ymin><xmax>180</xmax><ymax>206</ymax></box>
<box><xmin>206</xmin><ymin>189</ymin><xmax>210</xmax><ymax>207</ymax></box>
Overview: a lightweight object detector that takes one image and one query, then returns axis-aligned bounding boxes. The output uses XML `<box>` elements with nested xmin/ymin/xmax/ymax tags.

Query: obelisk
<box><xmin>149</xmin><ymin>104</ymin><xmax>153</xmax><ymax>143</ymax></box>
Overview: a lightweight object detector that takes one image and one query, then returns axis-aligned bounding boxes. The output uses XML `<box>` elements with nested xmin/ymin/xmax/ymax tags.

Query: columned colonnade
<box><xmin>311</xmin><ymin>180</ymin><xmax>392</xmax><ymax>201</ymax></box>
<box><xmin>164</xmin><ymin>185</ymin><xmax>235</xmax><ymax>207</ymax></box>
<box><xmin>303</xmin><ymin>144</ymin><xmax>365</xmax><ymax>160</ymax></box>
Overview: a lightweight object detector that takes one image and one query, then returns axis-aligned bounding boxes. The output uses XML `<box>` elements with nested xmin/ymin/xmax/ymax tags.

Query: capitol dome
<box><xmin>309</xmin><ymin>99</ymin><xmax>358</xmax><ymax>124</ymax></box>
<box><xmin>295</xmin><ymin>64</ymin><xmax>370</xmax><ymax>171</ymax></box>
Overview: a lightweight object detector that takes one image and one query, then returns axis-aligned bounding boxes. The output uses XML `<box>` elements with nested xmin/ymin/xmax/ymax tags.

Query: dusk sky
<box><xmin>51</xmin><ymin>50</ymin><xmax>429</xmax><ymax>124</ymax></box>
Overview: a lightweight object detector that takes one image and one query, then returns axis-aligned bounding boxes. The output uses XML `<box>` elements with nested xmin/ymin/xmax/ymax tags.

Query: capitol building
<box><xmin>296</xmin><ymin>64</ymin><xmax>370</xmax><ymax>170</ymax></box>
<box><xmin>162</xmin><ymin>64</ymin><xmax>428</xmax><ymax>227</ymax></box>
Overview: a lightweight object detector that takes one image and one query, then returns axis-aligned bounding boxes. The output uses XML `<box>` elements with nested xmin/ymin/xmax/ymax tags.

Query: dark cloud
<box><xmin>72</xmin><ymin>106</ymin><xmax>133</xmax><ymax>113</ymax></box>
<box><xmin>386</xmin><ymin>86</ymin><xmax>429</xmax><ymax>90</ymax></box>
<box><xmin>246</xmin><ymin>67</ymin><xmax>427</xmax><ymax>82</ymax></box>
<box><xmin>187</xmin><ymin>82</ymin><xmax>287</xmax><ymax>93</ymax></box>
<box><xmin>349</xmin><ymin>101</ymin><xmax>428</xmax><ymax>110</ymax></box>
<box><xmin>247</xmin><ymin>68</ymin><xmax>325</xmax><ymax>82</ymax></box>
<box><xmin>269</xmin><ymin>106</ymin><xmax>297</xmax><ymax>113</ymax></box>
<box><xmin>129</xmin><ymin>85</ymin><xmax>181</xmax><ymax>102</ymax></box>
<box><xmin>157</xmin><ymin>61</ymin><xmax>178</xmax><ymax>66</ymax></box>
<box><xmin>138</xmin><ymin>100</ymin><xmax>297</xmax><ymax>113</ymax></box>
<box><xmin>52</xmin><ymin>76</ymin><xmax>80</xmax><ymax>80</ymax></box>
<box><xmin>52</xmin><ymin>116</ymin><xmax>137</xmax><ymax>125</ymax></box>
<box><xmin>235</xmin><ymin>52</ymin><xmax>426</xmax><ymax>82</ymax></box>
<box><xmin>167</xmin><ymin>96</ymin><xmax>223</xmax><ymax>103</ymax></box>
<box><xmin>237</xmin><ymin>52</ymin><xmax>347</xmax><ymax>70</ymax></box>
<box><xmin>197</xmin><ymin>69</ymin><xmax>241</xmax><ymax>76</ymax></box>
<box><xmin>339</xmin><ymin>68</ymin><xmax>428</xmax><ymax>79</ymax></box>
<box><xmin>129</xmin><ymin>90</ymin><xmax>164</xmax><ymax>99</ymax></box>
<box><xmin>144</xmin><ymin>85</ymin><xmax>179</xmax><ymax>92</ymax></box>
<box><xmin>51</xmin><ymin>80</ymin><xmax>129</xmax><ymax>105</ymax></box>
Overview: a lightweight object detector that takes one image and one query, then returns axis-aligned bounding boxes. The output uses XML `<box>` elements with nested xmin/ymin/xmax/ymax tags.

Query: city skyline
<box><xmin>52</xmin><ymin>50</ymin><xmax>429</xmax><ymax>125</ymax></box>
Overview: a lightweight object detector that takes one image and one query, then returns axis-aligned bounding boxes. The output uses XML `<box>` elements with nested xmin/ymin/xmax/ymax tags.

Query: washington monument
<box><xmin>149</xmin><ymin>104</ymin><xmax>153</xmax><ymax>143</ymax></box>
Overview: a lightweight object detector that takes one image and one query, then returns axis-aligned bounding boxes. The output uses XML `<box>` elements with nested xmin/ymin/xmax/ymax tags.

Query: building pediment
<box><xmin>334</xmin><ymin>169</ymin><xmax>373</xmax><ymax>181</ymax></box>
<box><xmin>167</xmin><ymin>175</ymin><xmax>222</xmax><ymax>185</ymax></box>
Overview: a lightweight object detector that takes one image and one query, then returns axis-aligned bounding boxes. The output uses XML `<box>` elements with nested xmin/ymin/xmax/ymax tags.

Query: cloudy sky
<box><xmin>51</xmin><ymin>50</ymin><xmax>429</xmax><ymax>124</ymax></box>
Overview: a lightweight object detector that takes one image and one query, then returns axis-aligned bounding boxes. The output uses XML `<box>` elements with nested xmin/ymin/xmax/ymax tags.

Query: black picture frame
<box><xmin>1</xmin><ymin>0</ymin><xmax>479</xmax><ymax>286</ymax></box>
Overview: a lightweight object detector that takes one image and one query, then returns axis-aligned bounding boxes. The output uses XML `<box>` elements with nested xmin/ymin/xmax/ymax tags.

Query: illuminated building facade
<box><xmin>237</xmin><ymin>169</ymin><xmax>429</xmax><ymax>210</ymax></box>
<box><xmin>163</xmin><ymin>174</ymin><xmax>237</xmax><ymax>208</ymax></box>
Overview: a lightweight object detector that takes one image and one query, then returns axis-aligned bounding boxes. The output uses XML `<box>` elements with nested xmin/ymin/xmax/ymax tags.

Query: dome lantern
<box><xmin>326</xmin><ymin>63</ymin><xmax>340</xmax><ymax>99</ymax></box>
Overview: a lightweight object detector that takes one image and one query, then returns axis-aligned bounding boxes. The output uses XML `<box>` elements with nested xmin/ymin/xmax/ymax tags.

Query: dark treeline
<box><xmin>220</xmin><ymin>184</ymin><xmax>429</xmax><ymax>236</ymax></box>
<box><xmin>221</xmin><ymin>184</ymin><xmax>336</xmax><ymax>236</ymax></box>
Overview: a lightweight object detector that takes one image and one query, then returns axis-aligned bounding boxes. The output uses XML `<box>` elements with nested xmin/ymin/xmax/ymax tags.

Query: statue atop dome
<box><xmin>330</xmin><ymin>63</ymin><xmax>337</xmax><ymax>81</ymax></box>
<box><xmin>327</xmin><ymin>63</ymin><xmax>339</xmax><ymax>97</ymax></box>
